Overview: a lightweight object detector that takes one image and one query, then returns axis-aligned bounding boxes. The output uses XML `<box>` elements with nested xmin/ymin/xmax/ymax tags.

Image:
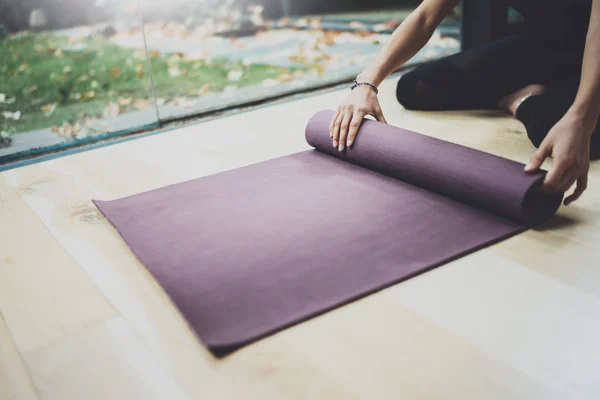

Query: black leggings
<box><xmin>396</xmin><ymin>34</ymin><xmax>600</xmax><ymax>152</ymax></box>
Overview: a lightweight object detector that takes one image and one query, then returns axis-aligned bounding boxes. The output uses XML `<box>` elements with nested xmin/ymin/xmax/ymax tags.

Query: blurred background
<box><xmin>0</xmin><ymin>0</ymin><xmax>463</xmax><ymax>162</ymax></box>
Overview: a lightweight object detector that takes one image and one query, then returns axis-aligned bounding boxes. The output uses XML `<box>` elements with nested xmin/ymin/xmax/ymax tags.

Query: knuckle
<box><xmin>350</xmin><ymin>121</ymin><xmax>361</xmax><ymax>128</ymax></box>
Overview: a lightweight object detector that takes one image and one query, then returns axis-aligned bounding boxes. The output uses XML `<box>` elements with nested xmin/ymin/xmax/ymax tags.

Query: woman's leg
<box><xmin>396</xmin><ymin>34</ymin><xmax>570</xmax><ymax>111</ymax></box>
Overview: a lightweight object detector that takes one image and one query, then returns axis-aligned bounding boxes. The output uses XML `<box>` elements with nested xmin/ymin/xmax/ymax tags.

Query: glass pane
<box><xmin>0</xmin><ymin>0</ymin><xmax>157</xmax><ymax>164</ymax></box>
<box><xmin>137</xmin><ymin>0</ymin><xmax>461</xmax><ymax>122</ymax></box>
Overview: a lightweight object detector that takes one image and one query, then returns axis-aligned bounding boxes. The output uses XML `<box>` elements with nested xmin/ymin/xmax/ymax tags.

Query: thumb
<box><xmin>525</xmin><ymin>145</ymin><xmax>549</xmax><ymax>172</ymax></box>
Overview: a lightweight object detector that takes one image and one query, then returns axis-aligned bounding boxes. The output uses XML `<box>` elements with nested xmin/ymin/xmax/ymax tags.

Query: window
<box><xmin>1</xmin><ymin>0</ymin><xmax>461</xmax><ymax>166</ymax></box>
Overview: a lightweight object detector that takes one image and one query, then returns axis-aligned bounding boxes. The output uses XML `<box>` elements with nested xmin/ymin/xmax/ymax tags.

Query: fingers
<box><xmin>525</xmin><ymin>145</ymin><xmax>549</xmax><ymax>172</ymax></box>
<box><xmin>541</xmin><ymin>159</ymin><xmax>568</xmax><ymax>193</ymax></box>
<box><xmin>329</xmin><ymin>107</ymin><xmax>340</xmax><ymax>138</ymax></box>
<box><xmin>331</xmin><ymin>111</ymin><xmax>344</xmax><ymax>148</ymax></box>
<box><xmin>345</xmin><ymin>109</ymin><xmax>367</xmax><ymax>148</ymax></box>
<box><xmin>337</xmin><ymin>112</ymin><xmax>352</xmax><ymax>151</ymax></box>
<box><xmin>373</xmin><ymin>107</ymin><xmax>387</xmax><ymax>124</ymax></box>
<box><xmin>565</xmin><ymin>174</ymin><xmax>588</xmax><ymax>205</ymax></box>
<box><xmin>542</xmin><ymin>156</ymin><xmax>588</xmax><ymax>200</ymax></box>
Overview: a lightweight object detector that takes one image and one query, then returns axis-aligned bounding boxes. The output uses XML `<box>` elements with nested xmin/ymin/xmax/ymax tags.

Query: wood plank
<box><xmin>220</xmin><ymin>291</ymin><xmax>560</xmax><ymax>399</ymax></box>
<box><xmin>386</xmin><ymin>251</ymin><xmax>600</xmax><ymax>397</ymax></box>
<box><xmin>0</xmin><ymin>313</ymin><xmax>39</xmax><ymax>400</ymax></box>
<box><xmin>23</xmin><ymin>317</ymin><xmax>190</xmax><ymax>400</ymax></box>
<box><xmin>0</xmin><ymin>174</ymin><xmax>115</xmax><ymax>354</ymax></box>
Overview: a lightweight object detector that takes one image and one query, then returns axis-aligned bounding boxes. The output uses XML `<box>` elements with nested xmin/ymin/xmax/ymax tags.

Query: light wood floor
<box><xmin>2</xmin><ymin>77</ymin><xmax>600</xmax><ymax>400</ymax></box>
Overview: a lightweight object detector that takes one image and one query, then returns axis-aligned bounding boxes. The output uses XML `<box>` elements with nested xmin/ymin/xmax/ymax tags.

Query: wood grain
<box><xmin>0</xmin><ymin>313</ymin><xmax>38</xmax><ymax>400</ymax></box>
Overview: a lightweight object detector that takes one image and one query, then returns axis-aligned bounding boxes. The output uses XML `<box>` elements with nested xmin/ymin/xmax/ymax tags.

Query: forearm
<box><xmin>357</xmin><ymin>0</ymin><xmax>460</xmax><ymax>86</ymax></box>
<box><xmin>570</xmin><ymin>0</ymin><xmax>600</xmax><ymax>132</ymax></box>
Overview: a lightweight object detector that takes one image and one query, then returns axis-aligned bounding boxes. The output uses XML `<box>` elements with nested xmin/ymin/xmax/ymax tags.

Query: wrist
<box><xmin>357</xmin><ymin>68</ymin><xmax>386</xmax><ymax>87</ymax></box>
<box><xmin>566</xmin><ymin>105</ymin><xmax>598</xmax><ymax>137</ymax></box>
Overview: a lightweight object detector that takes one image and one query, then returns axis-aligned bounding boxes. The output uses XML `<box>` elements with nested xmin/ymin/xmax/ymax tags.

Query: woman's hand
<box><xmin>525</xmin><ymin>112</ymin><xmax>595</xmax><ymax>205</ymax></box>
<box><xmin>329</xmin><ymin>85</ymin><xmax>387</xmax><ymax>151</ymax></box>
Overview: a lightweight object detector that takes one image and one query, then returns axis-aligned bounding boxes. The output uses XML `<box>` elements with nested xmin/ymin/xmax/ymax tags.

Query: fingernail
<box><xmin>338</xmin><ymin>143</ymin><xmax>344</xmax><ymax>152</ymax></box>
<box><xmin>524</xmin><ymin>163</ymin><xmax>532</xmax><ymax>171</ymax></box>
<box><xmin>347</xmin><ymin>139</ymin><xmax>353</xmax><ymax>147</ymax></box>
<box><xmin>329</xmin><ymin>131</ymin><xmax>332</xmax><ymax>138</ymax></box>
<box><xmin>332</xmin><ymin>140</ymin><xmax>337</xmax><ymax>148</ymax></box>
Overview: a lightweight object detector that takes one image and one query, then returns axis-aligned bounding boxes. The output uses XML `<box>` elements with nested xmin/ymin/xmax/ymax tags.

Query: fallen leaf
<box><xmin>41</xmin><ymin>103</ymin><xmax>58</xmax><ymax>116</ymax></box>
<box><xmin>71</xmin><ymin>93</ymin><xmax>82</xmax><ymax>100</ymax></box>
<box><xmin>277</xmin><ymin>73</ymin><xmax>293</xmax><ymax>82</ymax></box>
<box><xmin>63</xmin><ymin>65</ymin><xmax>73</xmax><ymax>73</ymax></box>
<box><xmin>6</xmin><ymin>97</ymin><xmax>15</xmax><ymax>104</ymax></box>
<box><xmin>77</xmin><ymin>75</ymin><xmax>89</xmax><ymax>82</ymax></box>
<box><xmin>0</xmin><ymin>93</ymin><xmax>5</xmax><ymax>103</ymax></box>
<box><xmin>309</xmin><ymin>17</ymin><xmax>322</xmax><ymax>28</ymax></box>
<box><xmin>56</xmin><ymin>121</ymin><xmax>75</xmax><ymax>139</ymax></box>
<box><xmin>110</xmin><ymin>67</ymin><xmax>121</xmax><ymax>78</ymax></box>
<box><xmin>173</xmin><ymin>98</ymin><xmax>195</xmax><ymax>108</ymax></box>
<box><xmin>81</xmin><ymin>91</ymin><xmax>96</xmax><ymax>101</ymax></box>
<box><xmin>117</xmin><ymin>97</ymin><xmax>132</xmax><ymax>106</ymax></box>
<box><xmin>136</xmin><ymin>71</ymin><xmax>145</xmax><ymax>78</ymax></box>
<box><xmin>135</xmin><ymin>64</ymin><xmax>144</xmax><ymax>72</ymax></box>
<box><xmin>2</xmin><ymin>111</ymin><xmax>21</xmax><ymax>120</ymax></box>
<box><xmin>198</xmin><ymin>84</ymin><xmax>210</xmax><ymax>95</ymax></box>
<box><xmin>156</xmin><ymin>98</ymin><xmax>166</xmax><ymax>105</ymax></box>
<box><xmin>133</xmin><ymin>99</ymin><xmax>151</xmax><ymax>110</ymax></box>
<box><xmin>149</xmin><ymin>50</ymin><xmax>161</xmax><ymax>59</ymax></box>
<box><xmin>54</xmin><ymin>49</ymin><xmax>63</xmax><ymax>57</ymax></box>
<box><xmin>373</xmin><ymin>23</ymin><xmax>387</xmax><ymax>32</ymax></box>
<box><xmin>227</xmin><ymin>70</ymin><xmax>244</xmax><ymax>81</ymax></box>
<box><xmin>168</xmin><ymin>67</ymin><xmax>181</xmax><ymax>77</ymax></box>
<box><xmin>47</xmin><ymin>45</ymin><xmax>56</xmax><ymax>52</ymax></box>
<box><xmin>349</xmin><ymin>21</ymin><xmax>367</xmax><ymax>30</ymax></box>
<box><xmin>103</xmin><ymin>102</ymin><xmax>120</xmax><ymax>118</ymax></box>
<box><xmin>90</xmin><ymin>80</ymin><xmax>100</xmax><ymax>89</ymax></box>
<box><xmin>313</xmin><ymin>64</ymin><xmax>326</xmax><ymax>75</ymax></box>
<box><xmin>34</xmin><ymin>44</ymin><xmax>44</xmax><ymax>52</ymax></box>
<box><xmin>18</xmin><ymin>63</ymin><xmax>29</xmax><ymax>72</ymax></box>
<box><xmin>26</xmin><ymin>86</ymin><xmax>38</xmax><ymax>94</ymax></box>
<box><xmin>51</xmin><ymin>126</ymin><xmax>59</xmax><ymax>133</ymax></box>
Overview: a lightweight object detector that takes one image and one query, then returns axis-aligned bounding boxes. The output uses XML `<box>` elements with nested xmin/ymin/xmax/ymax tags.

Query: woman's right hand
<box><xmin>329</xmin><ymin>85</ymin><xmax>387</xmax><ymax>152</ymax></box>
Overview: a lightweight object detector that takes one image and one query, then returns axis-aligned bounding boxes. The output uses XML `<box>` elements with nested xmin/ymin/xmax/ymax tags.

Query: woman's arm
<box><xmin>569</xmin><ymin>0</ymin><xmax>600</xmax><ymax>127</ymax></box>
<box><xmin>330</xmin><ymin>0</ymin><xmax>460</xmax><ymax>151</ymax></box>
<box><xmin>357</xmin><ymin>0</ymin><xmax>460</xmax><ymax>86</ymax></box>
<box><xmin>526</xmin><ymin>0</ymin><xmax>600</xmax><ymax>205</ymax></box>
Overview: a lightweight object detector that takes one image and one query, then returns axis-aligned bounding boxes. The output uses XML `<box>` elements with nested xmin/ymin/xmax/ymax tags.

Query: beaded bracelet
<box><xmin>350</xmin><ymin>80</ymin><xmax>379</xmax><ymax>95</ymax></box>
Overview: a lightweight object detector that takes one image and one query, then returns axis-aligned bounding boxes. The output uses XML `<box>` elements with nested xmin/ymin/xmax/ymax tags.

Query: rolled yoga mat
<box><xmin>94</xmin><ymin>109</ymin><xmax>563</xmax><ymax>357</ymax></box>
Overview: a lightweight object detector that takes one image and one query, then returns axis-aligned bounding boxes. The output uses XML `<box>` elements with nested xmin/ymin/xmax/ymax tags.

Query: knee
<box><xmin>396</xmin><ymin>74</ymin><xmax>434</xmax><ymax>111</ymax></box>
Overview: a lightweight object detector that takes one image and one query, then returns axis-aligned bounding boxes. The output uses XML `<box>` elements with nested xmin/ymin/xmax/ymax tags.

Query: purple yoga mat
<box><xmin>94</xmin><ymin>110</ymin><xmax>563</xmax><ymax>356</ymax></box>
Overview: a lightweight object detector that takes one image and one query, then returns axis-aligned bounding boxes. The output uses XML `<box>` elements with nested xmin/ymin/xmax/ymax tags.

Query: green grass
<box><xmin>0</xmin><ymin>32</ymin><xmax>310</xmax><ymax>134</ymax></box>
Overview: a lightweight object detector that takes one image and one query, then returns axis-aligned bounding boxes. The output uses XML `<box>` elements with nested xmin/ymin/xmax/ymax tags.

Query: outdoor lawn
<box><xmin>1</xmin><ymin>30</ymin><xmax>311</xmax><ymax>135</ymax></box>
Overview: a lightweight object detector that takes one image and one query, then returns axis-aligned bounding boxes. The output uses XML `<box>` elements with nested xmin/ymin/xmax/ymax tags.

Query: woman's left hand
<box><xmin>525</xmin><ymin>112</ymin><xmax>595</xmax><ymax>205</ymax></box>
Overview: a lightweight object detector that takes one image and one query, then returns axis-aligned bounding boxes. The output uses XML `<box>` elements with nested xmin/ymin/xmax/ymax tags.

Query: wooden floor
<box><xmin>2</xmin><ymin>77</ymin><xmax>600</xmax><ymax>400</ymax></box>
